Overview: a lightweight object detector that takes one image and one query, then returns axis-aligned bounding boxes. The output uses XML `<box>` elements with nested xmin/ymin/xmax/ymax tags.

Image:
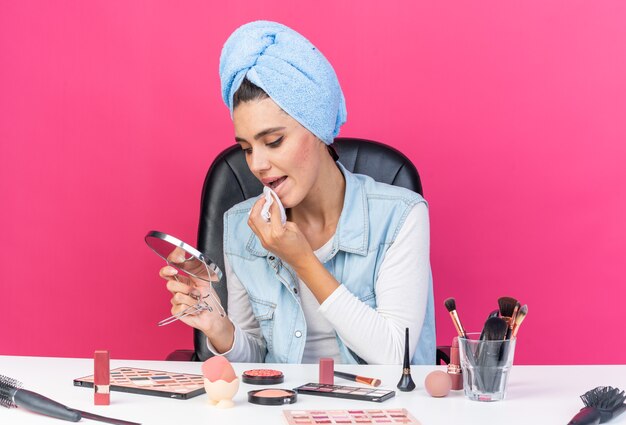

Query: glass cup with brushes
<box><xmin>445</xmin><ymin>297</ymin><xmax>528</xmax><ymax>402</ymax></box>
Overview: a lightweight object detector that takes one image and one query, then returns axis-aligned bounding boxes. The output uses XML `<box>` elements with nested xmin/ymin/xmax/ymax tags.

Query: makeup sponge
<box><xmin>202</xmin><ymin>356</ymin><xmax>237</xmax><ymax>383</ymax></box>
<box><xmin>424</xmin><ymin>370</ymin><xmax>452</xmax><ymax>397</ymax></box>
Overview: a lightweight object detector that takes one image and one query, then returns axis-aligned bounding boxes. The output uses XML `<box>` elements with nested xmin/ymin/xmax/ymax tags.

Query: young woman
<box><xmin>160</xmin><ymin>21</ymin><xmax>435</xmax><ymax>365</ymax></box>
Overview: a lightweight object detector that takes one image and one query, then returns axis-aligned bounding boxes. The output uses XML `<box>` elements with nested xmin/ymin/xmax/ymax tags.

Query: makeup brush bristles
<box><xmin>443</xmin><ymin>297</ymin><xmax>467</xmax><ymax>338</ymax></box>
<box><xmin>481</xmin><ymin>317</ymin><xmax>509</xmax><ymax>341</ymax></box>
<box><xmin>0</xmin><ymin>374</ymin><xmax>21</xmax><ymax>408</ymax></box>
<box><xmin>497</xmin><ymin>297</ymin><xmax>518</xmax><ymax>319</ymax></box>
<box><xmin>444</xmin><ymin>297</ymin><xmax>457</xmax><ymax>313</ymax></box>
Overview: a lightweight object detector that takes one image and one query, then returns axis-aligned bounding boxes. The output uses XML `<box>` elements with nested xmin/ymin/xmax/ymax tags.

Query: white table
<box><xmin>1</xmin><ymin>356</ymin><xmax>625</xmax><ymax>424</ymax></box>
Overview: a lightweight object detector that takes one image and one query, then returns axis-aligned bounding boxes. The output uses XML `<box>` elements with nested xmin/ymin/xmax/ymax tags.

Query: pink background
<box><xmin>1</xmin><ymin>1</ymin><xmax>625</xmax><ymax>364</ymax></box>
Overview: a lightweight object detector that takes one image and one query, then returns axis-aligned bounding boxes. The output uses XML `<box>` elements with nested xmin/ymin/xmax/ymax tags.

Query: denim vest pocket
<box><xmin>355</xmin><ymin>290</ymin><xmax>376</xmax><ymax>309</ymax></box>
<box><xmin>248</xmin><ymin>296</ymin><xmax>276</xmax><ymax>351</ymax></box>
<box><xmin>358</xmin><ymin>291</ymin><xmax>376</xmax><ymax>303</ymax></box>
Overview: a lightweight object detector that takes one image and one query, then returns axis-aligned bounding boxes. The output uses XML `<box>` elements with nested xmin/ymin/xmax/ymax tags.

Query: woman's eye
<box><xmin>242</xmin><ymin>147</ymin><xmax>252</xmax><ymax>155</ymax></box>
<box><xmin>267</xmin><ymin>136</ymin><xmax>284</xmax><ymax>147</ymax></box>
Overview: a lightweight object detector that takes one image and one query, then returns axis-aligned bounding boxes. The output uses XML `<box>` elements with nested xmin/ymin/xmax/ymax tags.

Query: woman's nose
<box><xmin>249</xmin><ymin>149</ymin><xmax>271</xmax><ymax>173</ymax></box>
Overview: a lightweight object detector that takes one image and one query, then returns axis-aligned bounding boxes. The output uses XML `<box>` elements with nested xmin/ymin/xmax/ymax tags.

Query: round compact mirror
<box><xmin>144</xmin><ymin>230</ymin><xmax>222</xmax><ymax>283</ymax></box>
<box><xmin>145</xmin><ymin>230</ymin><xmax>225</xmax><ymax>326</ymax></box>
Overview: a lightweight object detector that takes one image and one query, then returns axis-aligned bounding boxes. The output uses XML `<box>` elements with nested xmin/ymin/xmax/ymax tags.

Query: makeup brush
<box><xmin>444</xmin><ymin>298</ymin><xmax>467</xmax><ymax>338</ymax></box>
<box><xmin>334</xmin><ymin>371</ymin><xmax>381</xmax><ymax>387</ymax></box>
<box><xmin>0</xmin><ymin>374</ymin><xmax>141</xmax><ymax>425</ymax></box>
<box><xmin>511</xmin><ymin>304</ymin><xmax>528</xmax><ymax>338</ymax></box>
<box><xmin>508</xmin><ymin>302</ymin><xmax>520</xmax><ymax>338</ymax></box>
<box><xmin>478</xmin><ymin>316</ymin><xmax>508</xmax><ymax>342</ymax></box>
<box><xmin>476</xmin><ymin>317</ymin><xmax>509</xmax><ymax>392</ymax></box>
<box><xmin>567</xmin><ymin>386</ymin><xmax>626</xmax><ymax>424</ymax></box>
<box><xmin>488</xmin><ymin>309</ymin><xmax>500</xmax><ymax>319</ymax></box>
<box><xmin>497</xmin><ymin>295</ymin><xmax>517</xmax><ymax>321</ymax></box>
<box><xmin>396</xmin><ymin>328</ymin><xmax>416</xmax><ymax>392</ymax></box>
<box><xmin>497</xmin><ymin>296</ymin><xmax>518</xmax><ymax>316</ymax></box>
<box><xmin>444</xmin><ymin>298</ymin><xmax>484</xmax><ymax>389</ymax></box>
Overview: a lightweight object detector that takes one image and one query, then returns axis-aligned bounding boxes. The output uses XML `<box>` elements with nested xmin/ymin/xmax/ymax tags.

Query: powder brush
<box><xmin>567</xmin><ymin>386</ymin><xmax>626</xmax><ymax>424</ymax></box>
<box><xmin>444</xmin><ymin>297</ymin><xmax>484</xmax><ymax>388</ymax></box>
<box><xmin>476</xmin><ymin>317</ymin><xmax>509</xmax><ymax>392</ymax></box>
<box><xmin>497</xmin><ymin>296</ymin><xmax>518</xmax><ymax>318</ymax></box>
<box><xmin>444</xmin><ymin>297</ymin><xmax>467</xmax><ymax>338</ymax></box>
<box><xmin>478</xmin><ymin>316</ymin><xmax>509</xmax><ymax>343</ymax></box>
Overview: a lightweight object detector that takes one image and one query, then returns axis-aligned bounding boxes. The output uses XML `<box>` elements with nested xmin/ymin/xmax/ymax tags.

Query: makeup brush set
<box><xmin>444</xmin><ymin>296</ymin><xmax>528</xmax><ymax>343</ymax></box>
<box><xmin>444</xmin><ymin>296</ymin><xmax>528</xmax><ymax>397</ymax></box>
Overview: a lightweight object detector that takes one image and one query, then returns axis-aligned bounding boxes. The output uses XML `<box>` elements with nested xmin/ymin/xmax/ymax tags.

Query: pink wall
<box><xmin>1</xmin><ymin>1</ymin><xmax>625</xmax><ymax>364</ymax></box>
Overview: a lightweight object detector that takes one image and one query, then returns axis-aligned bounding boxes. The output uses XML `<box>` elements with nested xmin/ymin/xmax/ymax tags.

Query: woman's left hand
<box><xmin>248</xmin><ymin>196</ymin><xmax>315</xmax><ymax>269</ymax></box>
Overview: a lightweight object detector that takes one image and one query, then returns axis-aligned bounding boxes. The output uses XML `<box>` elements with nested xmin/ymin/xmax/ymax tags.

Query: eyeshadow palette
<box><xmin>283</xmin><ymin>408</ymin><xmax>421</xmax><ymax>424</ymax></box>
<box><xmin>293</xmin><ymin>383</ymin><xmax>395</xmax><ymax>403</ymax></box>
<box><xmin>73</xmin><ymin>367</ymin><xmax>205</xmax><ymax>399</ymax></box>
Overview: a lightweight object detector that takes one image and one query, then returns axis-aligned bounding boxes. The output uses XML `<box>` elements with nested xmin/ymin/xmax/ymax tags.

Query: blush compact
<box><xmin>242</xmin><ymin>369</ymin><xmax>284</xmax><ymax>385</ymax></box>
<box><xmin>247</xmin><ymin>389</ymin><xmax>297</xmax><ymax>406</ymax></box>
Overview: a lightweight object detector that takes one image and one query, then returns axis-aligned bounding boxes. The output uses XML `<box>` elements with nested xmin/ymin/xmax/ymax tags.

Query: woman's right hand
<box><xmin>159</xmin><ymin>249</ymin><xmax>235</xmax><ymax>353</ymax></box>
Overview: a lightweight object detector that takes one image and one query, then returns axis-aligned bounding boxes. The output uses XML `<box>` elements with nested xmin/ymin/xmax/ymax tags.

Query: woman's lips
<box><xmin>268</xmin><ymin>176</ymin><xmax>287</xmax><ymax>190</ymax></box>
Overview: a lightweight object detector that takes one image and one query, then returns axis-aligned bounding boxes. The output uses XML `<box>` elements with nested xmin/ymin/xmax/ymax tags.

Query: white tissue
<box><xmin>261</xmin><ymin>186</ymin><xmax>287</xmax><ymax>225</ymax></box>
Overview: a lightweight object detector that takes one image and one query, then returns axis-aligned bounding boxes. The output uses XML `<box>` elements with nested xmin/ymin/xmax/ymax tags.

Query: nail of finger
<box><xmin>164</xmin><ymin>266</ymin><xmax>178</xmax><ymax>275</ymax></box>
<box><xmin>166</xmin><ymin>280</ymin><xmax>185</xmax><ymax>292</ymax></box>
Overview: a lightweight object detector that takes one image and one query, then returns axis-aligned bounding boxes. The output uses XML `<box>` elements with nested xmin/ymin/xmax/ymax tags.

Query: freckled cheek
<box><xmin>290</xmin><ymin>144</ymin><xmax>311</xmax><ymax>165</ymax></box>
<box><xmin>288</xmin><ymin>143</ymin><xmax>318</xmax><ymax>183</ymax></box>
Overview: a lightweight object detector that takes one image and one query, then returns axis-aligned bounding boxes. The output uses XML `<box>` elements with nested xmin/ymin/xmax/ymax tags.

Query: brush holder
<box><xmin>458</xmin><ymin>333</ymin><xmax>516</xmax><ymax>402</ymax></box>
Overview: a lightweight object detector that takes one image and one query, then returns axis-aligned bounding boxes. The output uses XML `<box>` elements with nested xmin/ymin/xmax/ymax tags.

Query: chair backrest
<box><xmin>192</xmin><ymin>137</ymin><xmax>423</xmax><ymax>360</ymax></box>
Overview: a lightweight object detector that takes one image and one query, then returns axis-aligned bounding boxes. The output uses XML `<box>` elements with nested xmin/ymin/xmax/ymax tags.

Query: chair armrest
<box><xmin>165</xmin><ymin>349</ymin><xmax>195</xmax><ymax>361</ymax></box>
<box><xmin>436</xmin><ymin>345</ymin><xmax>451</xmax><ymax>365</ymax></box>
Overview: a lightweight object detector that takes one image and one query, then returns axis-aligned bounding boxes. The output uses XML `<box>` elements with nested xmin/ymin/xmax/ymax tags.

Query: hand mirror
<box><xmin>145</xmin><ymin>230</ymin><xmax>225</xmax><ymax>326</ymax></box>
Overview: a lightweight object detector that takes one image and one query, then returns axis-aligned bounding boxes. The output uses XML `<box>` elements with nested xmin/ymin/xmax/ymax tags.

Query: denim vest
<box><xmin>223</xmin><ymin>162</ymin><xmax>436</xmax><ymax>364</ymax></box>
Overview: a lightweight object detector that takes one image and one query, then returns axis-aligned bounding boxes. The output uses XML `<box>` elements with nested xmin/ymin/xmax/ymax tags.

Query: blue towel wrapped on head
<box><xmin>219</xmin><ymin>21</ymin><xmax>347</xmax><ymax>145</ymax></box>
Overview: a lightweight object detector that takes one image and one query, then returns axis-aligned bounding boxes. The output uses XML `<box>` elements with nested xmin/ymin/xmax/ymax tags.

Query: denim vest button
<box><xmin>293</xmin><ymin>287</ymin><xmax>298</xmax><ymax>294</ymax></box>
<box><xmin>268</xmin><ymin>256</ymin><xmax>275</xmax><ymax>261</ymax></box>
<box><xmin>294</xmin><ymin>331</ymin><xmax>302</xmax><ymax>338</ymax></box>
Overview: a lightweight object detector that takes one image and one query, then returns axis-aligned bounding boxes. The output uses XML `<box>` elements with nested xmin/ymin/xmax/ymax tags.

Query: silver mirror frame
<box><xmin>144</xmin><ymin>230</ymin><xmax>223</xmax><ymax>282</ymax></box>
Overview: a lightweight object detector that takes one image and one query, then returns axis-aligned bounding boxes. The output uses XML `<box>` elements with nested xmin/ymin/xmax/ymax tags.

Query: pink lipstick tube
<box><xmin>447</xmin><ymin>337</ymin><xmax>463</xmax><ymax>390</ymax></box>
<box><xmin>94</xmin><ymin>350</ymin><xmax>110</xmax><ymax>405</ymax></box>
<box><xmin>319</xmin><ymin>358</ymin><xmax>334</xmax><ymax>385</ymax></box>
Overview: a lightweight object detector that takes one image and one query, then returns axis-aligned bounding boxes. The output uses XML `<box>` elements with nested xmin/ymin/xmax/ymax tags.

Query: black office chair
<box><xmin>166</xmin><ymin>137</ymin><xmax>449</xmax><ymax>364</ymax></box>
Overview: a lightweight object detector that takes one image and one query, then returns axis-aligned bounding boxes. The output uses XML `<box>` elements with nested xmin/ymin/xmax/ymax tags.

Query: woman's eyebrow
<box><xmin>235</xmin><ymin>127</ymin><xmax>286</xmax><ymax>143</ymax></box>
